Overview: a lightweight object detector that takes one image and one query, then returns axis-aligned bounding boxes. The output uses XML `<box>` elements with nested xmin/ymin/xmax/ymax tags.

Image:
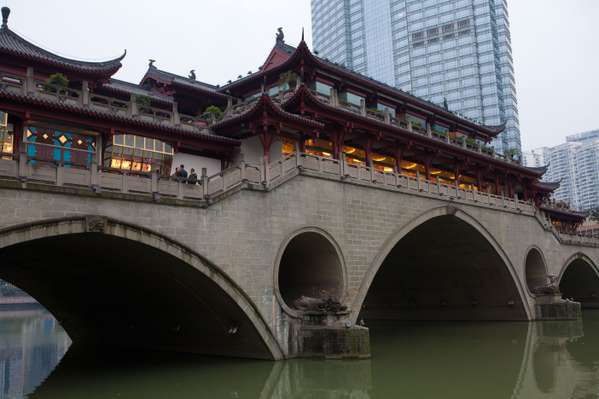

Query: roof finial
<box><xmin>1</xmin><ymin>7</ymin><xmax>10</xmax><ymax>28</ymax></box>
<box><xmin>189</xmin><ymin>69</ymin><xmax>196</xmax><ymax>80</ymax></box>
<box><xmin>276</xmin><ymin>27</ymin><xmax>285</xmax><ymax>45</ymax></box>
<box><xmin>301</xmin><ymin>27</ymin><xmax>305</xmax><ymax>42</ymax></box>
<box><xmin>148</xmin><ymin>59</ymin><xmax>156</xmax><ymax>69</ymax></box>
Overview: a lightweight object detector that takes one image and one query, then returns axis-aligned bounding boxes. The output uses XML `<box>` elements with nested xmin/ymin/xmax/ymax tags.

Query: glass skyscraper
<box><xmin>524</xmin><ymin>130</ymin><xmax>599</xmax><ymax>211</ymax></box>
<box><xmin>311</xmin><ymin>0</ymin><xmax>521</xmax><ymax>154</ymax></box>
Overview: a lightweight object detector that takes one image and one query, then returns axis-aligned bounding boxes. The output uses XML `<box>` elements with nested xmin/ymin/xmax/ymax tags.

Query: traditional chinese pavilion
<box><xmin>0</xmin><ymin>7</ymin><xmax>584</xmax><ymax>231</ymax></box>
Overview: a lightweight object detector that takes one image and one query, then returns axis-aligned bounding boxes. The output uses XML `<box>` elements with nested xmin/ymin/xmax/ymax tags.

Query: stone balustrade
<box><xmin>0</xmin><ymin>150</ymin><xmax>595</xmax><ymax>247</ymax></box>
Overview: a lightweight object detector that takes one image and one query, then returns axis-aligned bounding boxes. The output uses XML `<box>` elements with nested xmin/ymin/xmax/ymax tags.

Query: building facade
<box><xmin>524</xmin><ymin>130</ymin><xmax>599</xmax><ymax>211</ymax></box>
<box><xmin>0</xmin><ymin>5</ymin><xmax>581</xmax><ymax>235</ymax></box>
<box><xmin>311</xmin><ymin>0</ymin><xmax>521</xmax><ymax>155</ymax></box>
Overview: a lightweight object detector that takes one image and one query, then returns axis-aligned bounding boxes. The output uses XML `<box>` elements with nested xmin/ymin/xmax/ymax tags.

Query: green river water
<box><xmin>2</xmin><ymin>308</ymin><xmax>598</xmax><ymax>398</ymax></box>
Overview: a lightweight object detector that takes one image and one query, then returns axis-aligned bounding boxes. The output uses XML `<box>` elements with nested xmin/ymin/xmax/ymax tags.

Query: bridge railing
<box><xmin>4</xmin><ymin>154</ymin><xmax>599</xmax><ymax>246</ymax></box>
<box><xmin>557</xmin><ymin>232</ymin><xmax>599</xmax><ymax>248</ymax></box>
<box><xmin>290</xmin><ymin>152</ymin><xmax>534</xmax><ymax>214</ymax></box>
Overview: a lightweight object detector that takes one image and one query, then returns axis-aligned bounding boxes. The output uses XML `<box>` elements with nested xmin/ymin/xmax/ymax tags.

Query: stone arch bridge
<box><xmin>0</xmin><ymin>153</ymin><xmax>598</xmax><ymax>360</ymax></box>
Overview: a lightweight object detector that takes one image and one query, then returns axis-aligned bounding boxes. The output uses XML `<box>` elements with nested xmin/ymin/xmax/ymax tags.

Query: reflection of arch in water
<box><xmin>353</xmin><ymin>207</ymin><xmax>530</xmax><ymax>322</ymax></box>
<box><xmin>532</xmin><ymin>341</ymin><xmax>557</xmax><ymax>394</ymax></box>
<box><xmin>32</xmin><ymin>346</ymin><xmax>373</xmax><ymax>399</ymax></box>
<box><xmin>31</xmin><ymin>349</ymin><xmax>276</xmax><ymax>399</ymax></box>
<box><xmin>510</xmin><ymin>320</ymin><xmax>586</xmax><ymax>399</ymax></box>
<box><xmin>559</xmin><ymin>254</ymin><xmax>599</xmax><ymax>309</ymax></box>
<box><xmin>259</xmin><ymin>358</ymin><xmax>372</xmax><ymax>399</ymax></box>
<box><xmin>0</xmin><ymin>216</ymin><xmax>282</xmax><ymax>360</ymax></box>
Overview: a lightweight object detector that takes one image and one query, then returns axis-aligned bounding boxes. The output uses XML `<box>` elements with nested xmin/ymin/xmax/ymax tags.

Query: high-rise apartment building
<box><xmin>311</xmin><ymin>0</ymin><xmax>521</xmax><ymax>155</ymax></box>
<box><xmin>524</xmin><ymin>130</ymin><xmax>599</xmax><ymax>211</ymax></box>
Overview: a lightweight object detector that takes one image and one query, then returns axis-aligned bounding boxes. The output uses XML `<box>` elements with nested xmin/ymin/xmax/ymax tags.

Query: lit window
<box><xmin>282</xmin><ymin>138</ymin><xmax>296</xmax><ymax>156</ymax></box>
<box><xmin>0</xmin><ymin>110</ymin><xmax>14</xmax><ymax>159</ymax></box>
<box><xmin>106</xmin><ymin>133</ymin><xmax>174</xmax><ymax>176</ymax></box>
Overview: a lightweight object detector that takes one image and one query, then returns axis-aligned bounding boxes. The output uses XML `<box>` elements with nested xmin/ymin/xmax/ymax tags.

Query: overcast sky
<box><xmin>3</xmin><ymin>1</ymin><xmax>598</xmax><ymax>150</ymax></box>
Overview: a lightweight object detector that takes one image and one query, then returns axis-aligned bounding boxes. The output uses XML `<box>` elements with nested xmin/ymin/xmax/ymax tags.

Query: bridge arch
<box><xmin>0</xmin><ymin>216</ymin><xmax>283</xmax><ymax>360</ymax></box>
<box><xmin>559</xmin><ymin>253</ymin><xmax>599</xmax><ymax>309</ymax></box>
<box><xmin>524</xmin><ymin>247</ymin><xmax>549</xmax><ymax>294</ymax></box>
<box><xmin>274</xmin><ymin>226</ymin><xmax>346</xmax><ymax>317</ymax></box>
<box><xmin>352</xmin><ymin>206</ymin><xmax>531</xmax><ymax>323</ymax></box>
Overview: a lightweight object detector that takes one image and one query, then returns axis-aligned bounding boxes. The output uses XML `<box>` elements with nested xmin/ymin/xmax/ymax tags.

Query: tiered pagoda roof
<box><xmin>221</xmin><ymin>40</ymin><xmax>505</xmax><ymax>141</ymax></box>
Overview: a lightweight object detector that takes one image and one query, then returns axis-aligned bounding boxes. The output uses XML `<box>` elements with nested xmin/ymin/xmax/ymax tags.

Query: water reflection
<box><xmin>0</xmin><ymin>308</ymin><xmax>69</xmax><ymax>399</ymax></box>
<box><xmin>2</xmin><ymin>309</ymin><xmax>599</xmax><ymax>398</ymax></box>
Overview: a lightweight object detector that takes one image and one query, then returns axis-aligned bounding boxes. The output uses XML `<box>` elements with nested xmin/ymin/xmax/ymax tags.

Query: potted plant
<box><xmin>411</xmin><ymin>120</ymin><xmax>423</xmax><ymax>130</ymax></box>
<box><xmin>482</xmin><ymin>146</ymin><xmax>495</xmax><ymax>155</ymax></box>
<box><xmin>203</xmin><ymin>105</ymin><xmax>223</xmax><ymax>123</ymax></box>
<box><xmin>278</xmin><ymin>71</ymin><xmax>298</xmax><ymax>91</ymax></box>
<box><xmin>504</xmin><ymin>148</ymin><xmax>521</xmax><ymax>162</ymax></box>
<box><xmin>43</xmin><ymin>73</ymin><xmax>69</xmax><ymax>95</ymax></box>
<box><xmin>134</xmin><ymin>94</ymin><xmax>152</xmax><ymax>112</ymax></box>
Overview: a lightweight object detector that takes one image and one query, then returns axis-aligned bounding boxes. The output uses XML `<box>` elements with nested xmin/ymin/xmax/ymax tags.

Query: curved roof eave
<box><xmin>0</xmin><ymin>88</ymin><xmax>239</xmax><ymax>145</ymax></box>
<box><xmin>212</xmin><ymin>93</ymin><xmax>324</xmax><ymax>132</ymax></box>
<box><xmin>284</xmin><ymin>85</ymin><xmax>540</xmax><ymax>177</ymax></box>
<box><xmin>220</xmin><ymin>40</ymin><xmax>503</xmax><ymax>138</ymax></box>
<box><xmin>0</xmin><ymin>26</ymin><xmax>124</xmax><ymax>77</ymax></box>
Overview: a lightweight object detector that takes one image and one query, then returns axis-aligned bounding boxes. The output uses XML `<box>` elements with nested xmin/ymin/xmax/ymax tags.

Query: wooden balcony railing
<box><xmin>0</xmin><ymin>72</ymin><xmax>206</xmax><ymax>129</ymax></box>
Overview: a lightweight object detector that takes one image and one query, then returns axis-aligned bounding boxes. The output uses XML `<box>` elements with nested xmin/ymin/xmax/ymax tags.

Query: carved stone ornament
<box><xmin>85</xmin><ymin>216</ymin><xmax>107</xmax><ymax>233</ymax></box>
<box><xmin>446</xmin><ymin>205</ymin><xmax>459</xmax><ymax>216</ymax></box>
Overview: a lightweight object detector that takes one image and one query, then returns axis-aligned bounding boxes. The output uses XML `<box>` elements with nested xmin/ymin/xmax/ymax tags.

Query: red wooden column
<box><xmin>495</xmin><ymin>175</ymin><xmax>502</xmax><ymax>196</ymax></box>
<box><xmin>454</xmin><ymin>163</ymin><xmax>461</xmax><ymax>186</ymax></box>
<box><xmin>424</xmin><ymin>155</ymin><xmax>432</xmax><ymax>181</ymax></box>
<box><xmin>298</xmin><ymin>133</ymin><xmax>306</xmax><ymax>153</ymax></box>
<box><xmin>477</xmin><ymin>170</ymin><xmax>483</xmax><ymax>192</ymax></box>
<box><xmin>506</xmin><ymin>174</ymin><xmax>513</xmax><ymax>197</ymax></box>
<box><xmin>259</xmin><ymin>125</ymin><xmax>274</xmax><ymax>164</ymax></box>
<box><xmin>394</xmin><ymin>144</ymin><xmax>403</xmax><ymax>174</ymax></box>
<box><xmin>12</xmin><ymin>118</ymin><xmax>23</xmax><ymax>159</ymax></box>
<box><xmin>364</xmin><ymin>138</ymin><xmax>373</xmax><ymax>165</ymax></box>
<box><xmin>331</xmin><ymin>127</ymin><xmax>346</xmax><ymax>160</ymax></box>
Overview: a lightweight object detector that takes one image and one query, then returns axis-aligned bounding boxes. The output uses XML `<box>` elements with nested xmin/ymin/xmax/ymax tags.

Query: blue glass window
<box><xmin>26</xmin><ymin>126</ymin><xmax>95</xmax><ymax>168</ymax></box>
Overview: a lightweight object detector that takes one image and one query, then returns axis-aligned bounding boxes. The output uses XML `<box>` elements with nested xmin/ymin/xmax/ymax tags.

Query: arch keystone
<box><xmin>85</xmin><ymin>215</ymin><xmax>107</xmax><ymax>233</ymax></box>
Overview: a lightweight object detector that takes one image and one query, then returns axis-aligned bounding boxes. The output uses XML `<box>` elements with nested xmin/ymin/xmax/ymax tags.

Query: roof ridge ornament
<box><xmin>276</xmin><ymin>27</ymin><xmax>284</xmax><ymax>45</ymax></box>
<box><xmin>1</xmin><ymin>6</ymin><xmax>10</xmax><ymax>28</ymax></box>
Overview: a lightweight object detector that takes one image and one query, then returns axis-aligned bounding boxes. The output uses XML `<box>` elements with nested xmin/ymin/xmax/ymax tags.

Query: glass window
<box><xmin>315</xmin><ymin>81</ymin><xmax>333</xmax><ymax>97</ymax></box>
<box><xmin>25</xmin><ymin>125</ymin><xmax>96</xmax><ymax>168</ymax></box>
<box><xmin>340</xmin><ymin>91</ymin><xmax>364</xmax><ymax>107</ymax></box>
<box><xmin>105</xmin><ymin>133</ymin><xmax>174</xmax><ymax>176</ymax></box>
<box><xmin>406</xmin><ymin>114</ymin><xmax>426</xmax><ymax>130</ymax></box>
<box><xmin>0</xmin><ymin>111</ymin><xmax>14</xmax><ymax>159</ymax></box>
<box><xmin>377</xmin><ymin>103</ymin><xmax>396</xmax><ymax>117</ymax></box>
